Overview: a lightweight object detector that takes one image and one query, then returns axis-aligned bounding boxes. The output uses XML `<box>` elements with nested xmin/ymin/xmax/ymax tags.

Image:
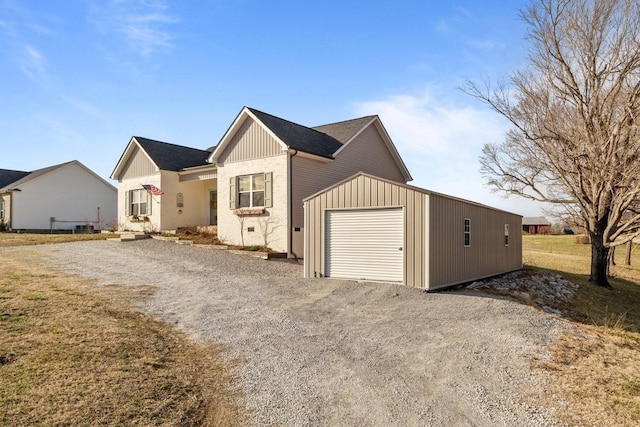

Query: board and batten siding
<box><xmin>292</xmin><ymin>121</ymin><xmax>408</xmax><ymax>229</ymax></box>
<box><xmin>120</xmin><ymin>146</ymin><xmax>157</xmax><ymax>180</ymax></box>
<box><xmin>216</xmin><ymin>118</ymin><xmax>283</xmax><ymax>164</ymax></box>
<box><xmin>304</xmin><ymin>174</ymin><xmax>426</xmax><ymax>288</ymax></box>
<box><xmin>427</xmin><ymin>194</ymin><xmax>522</xmax><ymax>289</ymax></box>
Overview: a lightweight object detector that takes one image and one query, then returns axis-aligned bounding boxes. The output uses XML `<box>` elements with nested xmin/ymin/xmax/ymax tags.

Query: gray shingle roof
<box><xmin>247</xmin><ymin>108</ymin><xmax>343</xmax><ymax>158</ymax></box>
<box><xmin>0</xmin><ymin>169</ymin><xmax>30</xmax><ymax>189</ymax></box>
<box><xmin>312</xmin><ymin>116</ymin><xmax>376</xmax><ymax>143</ymax></box>
<box><xmin>522</xmin><ymin>216</ymin><xmax>551</xmax><ymax>225</ymax></box>
<box><xmin>134</xmin><ymin>137</ymin><xmax>211</xmax><ymax>171</ymax></box>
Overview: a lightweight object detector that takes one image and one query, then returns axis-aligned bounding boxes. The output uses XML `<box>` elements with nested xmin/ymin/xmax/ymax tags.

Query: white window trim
<box><xmin>464</xmin><ymin>218</ymin><xmax>471</xmax><ymax>247</ymax></box>
<box><xmin>504</xmin><ymin>223</ymin><xmax>510</xmax><ymax>246</ymax></box>
<box><xmin>237</xmin><ymin>173</ymin><xmax>265</xmax><ymax>208</ymax></box>
<box><xmin>230</xmin><ymin>172</ymin><xmax>272</xmax><ymax>210</ymax></box>
<box><xmin>127</xmin><ymin>189</ymin><xmax>151</xmax><ymax>217</ymax></box>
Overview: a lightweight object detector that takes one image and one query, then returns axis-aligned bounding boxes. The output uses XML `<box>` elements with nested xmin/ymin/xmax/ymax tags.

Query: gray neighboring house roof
<box><xmin>133</xmin><ymin>137</ymin><xmax>212</xmax><ymax>171</ymax></box>
<box><xmin>1</xmin><ymin>161</ymin><xmax>116</xmax><ymax>193</ymax></box>
<box><xmin>522</xmin><ymin>216</ymin><xmax>552</xmax><ymax>226</ymax></box>
<box><xmin>0</xmin><ymin>162</ymin><xmax>75</xmax><ymax>192</ymax></box>
<box><xmin>247</xmin><ymin>108</ymin><xmax>345</xmax><ymax>159</ymax></box>
<box><xmin>0</xmin><ymin>169</ymin><xmax>30</xmax><ymax>190</ymax></box>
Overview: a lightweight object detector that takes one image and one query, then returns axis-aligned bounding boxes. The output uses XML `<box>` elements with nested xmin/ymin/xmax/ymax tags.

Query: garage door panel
<box><xmin>325</xmin><ymin>208</ymin><xmax>403</xmax><ymax>283</ymax></box>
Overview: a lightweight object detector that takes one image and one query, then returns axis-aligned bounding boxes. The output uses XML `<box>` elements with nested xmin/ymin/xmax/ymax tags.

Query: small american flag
<box><xmin>142</xmin><ymin>184</ymin><xmax>164</xmax><ymax>195</ymax></box>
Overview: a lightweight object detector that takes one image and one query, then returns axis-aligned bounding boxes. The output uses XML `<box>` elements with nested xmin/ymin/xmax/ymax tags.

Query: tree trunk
<box><xmin>625</xmin><ymin>240</ymin><xmax>633</xmax><ymax>266</ymax></box>
<box><xmin>589</xmin><ymin>228</ymin><xmax>612</xmax><ymax>288</ymax></box>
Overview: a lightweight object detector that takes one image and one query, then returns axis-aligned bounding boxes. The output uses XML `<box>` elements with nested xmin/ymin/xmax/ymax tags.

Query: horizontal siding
<box><xmin>217</xmin><ymin>118</ymin><xmax>282</xmax><ymax>163</ymax></box>
<box><xmin>304</xmin><ymin>174</ymin><xmax>425</xmax><ymax>288</ymax></box>
<box><xmin>428</xmin><ymin>194</ymin><xmax>522</xmax><ymax>289</ymax></box>
<box><xmin>292</xmin><ymin>123</ymin><xmax>407</xmax><ymax>229</ymax></box>
<box><xmin>121</xmin><ymin>146</ymin><xmax>156</xmax><ymax>179</ymax></box>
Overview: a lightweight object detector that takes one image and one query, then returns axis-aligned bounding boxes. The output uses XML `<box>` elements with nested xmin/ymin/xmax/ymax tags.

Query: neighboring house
<box><xmin>111</xmin><ymin>106</ymin><xmax>412</xmax><ymax>255</ymax></box>
<box><xmin>0</xmin><ymin>161</ymin><xmax>117</xmax><ymax>232</ymax></box>
<box><xmin>304</xmin><ymin>173</ymin><xmax>523</xmax><ymax>290</ymax></box>
<box><xmin>522</xmin><ymin>216</ymin><xmax>552</xmax><ymax>235</ymax></box>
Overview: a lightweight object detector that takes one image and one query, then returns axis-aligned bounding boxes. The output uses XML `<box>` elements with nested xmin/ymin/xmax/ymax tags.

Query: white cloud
<box><xmin>354</xmin><ymin>90</ymin><xmax>506</xmax><ymax>155</ymax></box>
<box><xmin>91</xmin><ymin>0</ymin><xmax>178</xmax><ymax>57</ymax></box>
<box><xmin>353</xmin><ymin>90</ymin><xmax>547</xmax><ymax>216</ymax></box>
<box><xmin>19</xmin><ymin>44</ymin><xmax>47</xmax><ymax>82</ymax></box>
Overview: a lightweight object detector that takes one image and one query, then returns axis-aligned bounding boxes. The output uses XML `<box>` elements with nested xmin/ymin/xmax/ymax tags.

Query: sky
<box><xmin>0</xmin><ymin>0</ymin><xmax>550</xmax><ymax>217</ymax></box>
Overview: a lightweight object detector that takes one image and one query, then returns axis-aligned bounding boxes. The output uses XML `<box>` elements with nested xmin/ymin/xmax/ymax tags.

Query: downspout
<box><xmin>288</xmin><ymin>149</ymin><xmax>298</xmax><ymax>258</ymax></box>
<box><xmin>8</xmin><ymin>190</ymin><xmax>17</xmax><ymax>231</ymax></box>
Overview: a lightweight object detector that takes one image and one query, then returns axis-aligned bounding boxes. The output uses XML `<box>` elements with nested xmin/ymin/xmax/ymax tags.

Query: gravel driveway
<box><xmin>5</xmin><ymin>240</ymin><xmax>567</xmax><ymax>426</ymax></box>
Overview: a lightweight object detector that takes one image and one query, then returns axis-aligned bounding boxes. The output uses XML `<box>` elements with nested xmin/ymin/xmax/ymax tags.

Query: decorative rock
<box><xmin>463</xmin><ymin>270</ymin><xmax>578</xmax><ymax>314</ymax></box>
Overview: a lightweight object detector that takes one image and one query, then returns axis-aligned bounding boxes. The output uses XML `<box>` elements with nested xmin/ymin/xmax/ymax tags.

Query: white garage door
<box><xmin>325</xmin><ymin>208</ymin><xmax>404</xmax><ymax>282</ymax></box>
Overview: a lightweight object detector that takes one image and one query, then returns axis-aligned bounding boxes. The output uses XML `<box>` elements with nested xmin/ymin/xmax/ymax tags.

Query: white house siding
<box><xmin>159</xmin><ymin>170</ymin><xmax>216</xmax><ymax>230</ymax></box>
<box><xmin>427</xmin><ymin>194</ymin><xmax>522</xmax><ymax>289</ymax></box>
<box><xmin>117</xmin><ymin>174</ymin><xmax>162</xmax><ymax>232</ymax></box>
<box><xmin>11</xmin><ymin>162</ymin><xmax>116</xmax><ymax>231</ymax></box>
<box><xmin>292</xmin><ymin>122</ymin><xmax>409</xmax><ymax>256</ymax></box>
<box><xmin>217</xmin><ymin>154</ymin><xmax>289</xmax><ymax>252</ymax></box>
<box><xmin>217</xmin><ymin>118</ymin><xmax>283</xmax><ymax>163</ymax></box>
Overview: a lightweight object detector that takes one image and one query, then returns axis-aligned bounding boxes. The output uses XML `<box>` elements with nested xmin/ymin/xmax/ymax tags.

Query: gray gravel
<box><xmin>3</xmin><ymin>240</ymin><xmax>568</xmax><ymax>426</ymax></box>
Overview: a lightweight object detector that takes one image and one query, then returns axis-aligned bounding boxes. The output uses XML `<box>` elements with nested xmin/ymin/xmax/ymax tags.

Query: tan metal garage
<box><xmin>303</xmin><ymin>173</ymin><xmax>522</xmax><ymax>291</ymax></box>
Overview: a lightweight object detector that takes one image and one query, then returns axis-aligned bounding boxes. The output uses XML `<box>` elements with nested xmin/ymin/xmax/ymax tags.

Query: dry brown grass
<box><xmin>524</xmin><ymin>235</ymin><xmax>640</xmax><ymax>426</ymax></box>
<box><xmin>0</xmin><ymin>255</ymin><xmax>240</xmax><ymax>426</ymax></box>
<box><xmin>540</xmin><ymin>326</ymin><xmax>640</xmax><ymax>427</ymax></box>
<box><xmin>0</xmin><ymin>232</ymin><xmax>117</xmax><ymax>247</ymax></box>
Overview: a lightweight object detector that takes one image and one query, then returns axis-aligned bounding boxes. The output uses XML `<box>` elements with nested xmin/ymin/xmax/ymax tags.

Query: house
<box><xmin>0</xmin><ymin>160</ymin><xmax>117</xmax><ymax>232</ymax></box>
<box><xmin>303</xmin><ymin>173</ymin><xmax>523</xmax><ymax>290</ymax></box>
<box><xmin>522</xmin><ymin>216</ymin><xmax>551</xmax><ymax>235</ymax></box>
<box><xmin>111</xmin><ymin>106</ymin><xmax>412</xmax><ymax>256</ymax></box>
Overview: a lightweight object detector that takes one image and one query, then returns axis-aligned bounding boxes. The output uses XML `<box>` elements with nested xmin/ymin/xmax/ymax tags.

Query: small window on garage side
<box><xmin>504</xmin><ymin>223</ymin><xmax>509</xmax><ymax>246</ymax></box>
<box><xmin>176</xmin><ymin>193</ymin><xmax>184</xmax><ymax>208</ymax></box>
<box><xmin>464</xmin><ymin>218</ymin><xmax>471</xmax><ymax>247</ymax></box>
<box><xmin>0</xmin><ymin>200</ymin><xmax>4</xmax><ymax>220</ymax></box>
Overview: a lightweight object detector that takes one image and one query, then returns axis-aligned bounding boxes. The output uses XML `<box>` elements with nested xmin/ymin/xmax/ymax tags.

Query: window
<box><xmin>504</xmin><ymin>223</ymin><xmax>509</xmax><ymax>246</ymax></box>
<box><xmin>464</xmin><ymin>218</ymin><xmax>471</xmax><ymax>247</ymax></box>
<box><xmin>238</xmin><ymin>174</ymin><xmax>265</xmax><ymax>208</ymax></box>
<box><xmin>127</xmin><ymin>189</ymin><xmax>150</xmax><ymax>216</ymax></box>
<box><xmin>230</xmin><ymin>173</ymin><xmax>272</xmax><ymax>209</ymax></box>
<box><xmin>0</xmin><ymin>200</ymin><xmax>4</xmax><ymax>220</ymax></box>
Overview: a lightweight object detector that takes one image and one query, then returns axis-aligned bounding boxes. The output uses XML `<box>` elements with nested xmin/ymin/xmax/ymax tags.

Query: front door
<box><xmin>209</xmin><ymin>191</ymin><xmax>217</xmax><ymax>225</ymax></box>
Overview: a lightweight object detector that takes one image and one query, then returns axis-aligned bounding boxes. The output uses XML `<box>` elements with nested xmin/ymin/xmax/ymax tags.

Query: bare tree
<box><xmin>463</xmin><ymin>0</ymin><xmax>640</xmax><ymax>288</ymax></box>
<box><xmin>257</xmin><ymin>215</ymin><xmax>281</xmax><ymax>249</ymax></box>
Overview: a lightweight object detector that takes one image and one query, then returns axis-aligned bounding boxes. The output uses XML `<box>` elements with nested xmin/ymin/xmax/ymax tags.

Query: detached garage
<box><xmin>303</xmin><ymin>173</ymin><xmax>522</xmax><ymax>291</ymax></box>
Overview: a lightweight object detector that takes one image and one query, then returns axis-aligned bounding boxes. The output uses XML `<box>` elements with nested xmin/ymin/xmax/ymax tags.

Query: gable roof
<box><xmin>134</xmin><ymin>137</ymin><xmax>211</xmax><ymax>171</ymax></box>
<box><xmin>303</xmin><ymin>172</ymin><xmax>520</xmax><ymax>216</ymax></box>
<box><xmin>111</xmin><ymin>136</ymin><xmax>213</xmax><ymax>179</ymax></box>
<box><xmin>209</xmin><ymin>106</ymin><xmax>412</xmax><ymax>185</ymax></box>
<box><xmin>522</xmin><ymin>216</ymin><xmax>552</xmax><ymax>226</ymax></box>
<box><xmin>312</xmin><ymin>116</ymin><xmax>377</xmax><ymax>143</ymax></box>
<box><xmin>1</xmin><ymin>161</ymin><xmax>116</xmax><ymax>193</ymax></box>
<box><xmin>246</xmin><ymin>108</ymin><xmax>343</xmax><ymax>158</ymax></box>
<box><xmin>0</xmin><ymin>169</ymin><xmax>30</xmax><ymax>189</ymax></box>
